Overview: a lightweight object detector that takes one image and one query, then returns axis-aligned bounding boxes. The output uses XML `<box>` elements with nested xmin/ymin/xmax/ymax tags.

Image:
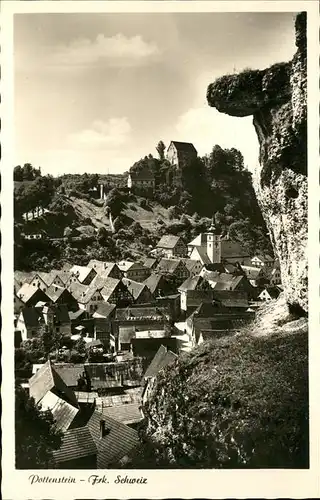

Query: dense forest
<box><xmin>14</xmin><ymin>143</ymin><xmax>272</xmax><ymax>271</ymax></box>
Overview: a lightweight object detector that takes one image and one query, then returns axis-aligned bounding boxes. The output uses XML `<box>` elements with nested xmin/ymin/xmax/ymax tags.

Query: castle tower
<box><xmin>206</xmin><ymin>216</ymin><xmax>221</xmax><ymax>263</ymax></box>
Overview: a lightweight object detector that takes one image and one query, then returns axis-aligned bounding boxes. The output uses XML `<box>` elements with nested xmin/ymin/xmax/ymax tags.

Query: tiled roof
<box><xmin>69</xmin><ymin>309</ymin><xmax>86</xmax><ymax>321</ymax></box>
<box><xmin>40</xmin><ymin>391</ymin><xmax>79</xmax><ymax>432</ymax></box>
<box><xmin>68</xmin><ymin>282</ymin><xmax>102</xmax><ymax>304</ymax></box>
<box><xmin>115</xmin><ymin>306</ymin><xmax>166</xmax><ymax>321</ymax></box>
<box><xmin>117</xmin><ymin>260</ymin><xmax>135</xmax><ymax>272</ymax></box>
<box><xmin>100</xmin><ymin>278</ymin><xmax>122</xmax><ymax>301</ymax></box>
<box><xmin>169</xmin><ymin>141</ymin><xmax>197</xmax><ymax>155</ymax></box>
<box><xmin>55</xmin><ymin>269</ymin><xmax>72</xmax><ymax>283</ymax></box>
<box><xmin>126</xmin><ymin>261</ymin><xmax>149</xmax><ymax>272</ymax></box>
<box><xmin>194</xmin><ymin>317</ymin><xmax>248</xmax><ymax>333</ymax></box>
<box><xmin>142</xmin><ymin>257</ymin><xmax>158</xmax><ymax>269</ymax></box>
<box><xmin>157</xmin><ymin>258</ymin><xmax>182</xmax><ymax>274</ymax></box>
<box><xmin>20</xmin><ymin>307</ymin><xmax>41</xmax><ymax>328</ymax></box>
<box><xmin>74</xmin><ymin>391</ymin><xmax>98</xmax><ymax>403</ymax></box>
<box><xmin>143</xmin><ymin>273</ymin><xmax>166</xmax><ymax>295</ymax></box>
<box><xmin>29</xmin><ymin>361</ymin><xmax>79</xmax><ymax>408</ymax></box>
<box><xmin>178</xmin><ymin>275</ymin><xmax>204</xmax><ymax>292</ymax></box>
<box><xmin>100</xmin><ymin>403</ymin><xmax>143</xmax><ymax>426</ymax></box>
<box><xmin>70</xmin><ymin>265</ymin><xmax>96</xmax><ymax>284</ymax></box>
<box><xmin>205</xmin><ymin>263</ymin><xmax>230</xmax><ymax>273</ymax></box>
<box><xmin>85</xmin><ymin>360</ymin><xmax>143</xmax><ymax>386</ymax></box>
<box><xmin>183</xmin><ymin>290</ymin><xmax>215</xmax><ymax>306</ymax></box>
<box><xmin>87</xmin><ymin>409</ymin><xmax>139</xmax><ymax>468</ymax></box>
<box><xmin>53</xmin><ymin>426</ymin><xmax>97</xmax><ymax>464</ymax></box>
<box><xmin>92</xmin><ymin>302</ymin><xmax>116</xmax><ymax>318</ymax></box>
<box><xmin>17</xmin><ymin>283</ymin><xmax>49</xmax><ymax>304</ymax></box>
<box><xmin>88</xmin><ymin>260</ymin><xmax>118</xmax><ymax>275</ymax></box>
<box><xmin>54</xmin><ymin>364</ymin><xmax>86</xmax><ymax>387</ymax></box>
<box><xmin>187</xmin><ymin>233</ymin><xmax>208</xmax><ymax>247</ymax></box>
<box><xmin>30</xmin><ymin>273</ymin><xmax>51</xmax><ymax>287</ymax></box>
<box><xmin>122</xmin><ymin>278</ymin><xmax>151</xmax><ymax>301</ymax></box>
<box><xmin>252</xmin><ymin>254</ymin><xmax>274</xmax><ymax>262</ymax></box>
<box><xmin>182</xmin><ymin>259</ymin><xmax>202</xmax><ymax>272</ymax></box>
<box><xmin>193</xmin><ymin>301</ymin><xmax>225</xmax><ymax>319</ymax></box>
<box><xmin>14</xmin><ymin>270</ymin><xmax>33</xmax><ymax>286</ymax></box>
<box><xmin>259</xmin><ymin>286</ymin><xmax>281</xmax><ymax>299</ymax></box>
<box><xmin>45</xmin><ymin>285</ymin><xmax>66</xmax><ymax>302</ymax></box>
<box><xmin>143</xmin><ymin>344</ymin><xmax>178</xmax><ymax>379</ymax></box>
<box><xmin>95</xmin><ymin>388</ymin><xmax>143</xmax><ymax>408</ymax></box>
<box><xmin>212</xmin><ymin>274</ymin><xmax>245</xmax><ymax>291</ymax></box>
<box><xmin>241</xmin><ymin>266</ymin><xmax>263</xmax><ymax>280</ymax></box>
<box><xmin>192</xmin><ymin>246</ymin><xmax>211</xmax><ymax>265</ymax></box>
<box><xmin>156</xmin><ymin>235</ymin><xmax>181</xmax><ymax>249</ymax></box>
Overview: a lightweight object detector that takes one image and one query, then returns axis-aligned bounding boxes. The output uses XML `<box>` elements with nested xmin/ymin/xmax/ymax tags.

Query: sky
<box><xmin>14</xmin><ymin>11</ymin><xmax>297</xmax><ymax>176</ymax></box>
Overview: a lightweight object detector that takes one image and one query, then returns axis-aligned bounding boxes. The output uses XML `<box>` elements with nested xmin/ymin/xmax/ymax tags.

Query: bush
<box><xmin>141</xmin><ymin>331</ymin><xmax>308</xmax><ymax>468</ymax></box>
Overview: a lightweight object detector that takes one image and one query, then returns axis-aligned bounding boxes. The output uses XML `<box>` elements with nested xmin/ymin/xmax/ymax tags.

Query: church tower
<box><xmin>206</xmin><ymin>216</ymin><xmax>221</xmax><ymax>263</ymax></box>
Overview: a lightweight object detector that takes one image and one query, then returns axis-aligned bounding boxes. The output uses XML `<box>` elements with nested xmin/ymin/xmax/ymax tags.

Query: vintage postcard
<box><xmin>2</xmin><ymin>0</ymin><xmax>319</xmax><ymax>498</ymax></box>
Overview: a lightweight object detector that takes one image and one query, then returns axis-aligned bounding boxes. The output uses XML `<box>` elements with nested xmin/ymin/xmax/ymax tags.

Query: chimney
<box><xmin>100</xmin><ymin>419</ymin><xmax>110</xmax><ymax>438</ymax></box>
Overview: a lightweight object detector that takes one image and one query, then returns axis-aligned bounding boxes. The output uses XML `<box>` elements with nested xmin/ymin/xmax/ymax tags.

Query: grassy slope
<box><xmin>21</xmin><ymin>195</ymin><xmax>179</xmax><ymax>236</ymax></box>
<box><xmin>141</xmin><ymin>302</ymin><xmax>308</xmax><ymax>469</ymax></box>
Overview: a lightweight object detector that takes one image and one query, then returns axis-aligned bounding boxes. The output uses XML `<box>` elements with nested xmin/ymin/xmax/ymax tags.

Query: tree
<box><xmin>96</xmin><ymin>226</ymin><xmax>108</xmax><ymax>244</ymax></box>
<box><xmin>15</xmin><ymin>385</ymin><xmax>63</xmax><ymax>469</ymax></box>
<box><xmin>156</xmin><ymin>141</ymin><xmax>166</xmax><ymax>160</ymax></box>
<box><xmin>39</xmin><ymin>323</ymin><xmax>63</xmax><ymax>358</ymax></box>
<box><xmin>74</xmin><ymin>337</ymin><xmax>87</xmax><ymax>355</ymax></box>
<box><xmin>14</xmin><ymin>165</ymin><xmax>24</xmax><ymax>181</ymax></box>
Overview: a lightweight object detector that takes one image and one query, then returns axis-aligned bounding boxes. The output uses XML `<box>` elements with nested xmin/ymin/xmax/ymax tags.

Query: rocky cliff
<box><xmin>207</xmin><ymin>12</ymin><xmax>307</xmax><ymax>314</ymax></box>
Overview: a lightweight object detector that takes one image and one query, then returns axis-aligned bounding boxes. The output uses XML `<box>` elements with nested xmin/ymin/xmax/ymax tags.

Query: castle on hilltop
<box><xmin>127</xmin><ymin>140</ymin><xmax>197</xmax><ymax>194</ymax></box>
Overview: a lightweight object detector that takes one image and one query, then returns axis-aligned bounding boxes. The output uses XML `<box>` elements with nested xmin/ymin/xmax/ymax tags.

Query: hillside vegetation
<box><xmin>131</xmin><ymin>316</ymin><xmax>308</xmax><ymax>469</ymax></box>
<box><xmin>14</xmin><ymin>144</ymin><xmax>273</xmax><ymax>271</ymax></box>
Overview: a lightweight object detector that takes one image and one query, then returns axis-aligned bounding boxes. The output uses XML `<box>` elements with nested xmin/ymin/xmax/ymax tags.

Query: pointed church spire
<box><xmin>208</xmin><ymin>213</ymin><xmax>220</xmax><ymax>235</ymax></box>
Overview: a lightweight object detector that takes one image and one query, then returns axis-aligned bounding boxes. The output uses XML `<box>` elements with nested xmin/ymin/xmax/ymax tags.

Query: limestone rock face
<box><xmin>207</xmin><ymin>12</ymin><xmax>307</xmax><ymax>313</ymax></box>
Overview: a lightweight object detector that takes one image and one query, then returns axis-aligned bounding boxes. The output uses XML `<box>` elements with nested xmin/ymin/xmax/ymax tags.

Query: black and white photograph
<box><xmin>2</xmin><ymin>0</ymin><xmax>319</xmax><ymax>498</ymax></box>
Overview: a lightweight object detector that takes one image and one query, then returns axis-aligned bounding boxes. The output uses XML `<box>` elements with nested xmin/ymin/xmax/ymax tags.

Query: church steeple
<box><xmin>208</xmin><ymin>214</ymin><xmax>221</xmax><ymax>235</ymax></box>
<box><xmin>206</xmin><ymin>214</ymin><xmax>221</xmax><ymax>263</ymax></box>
